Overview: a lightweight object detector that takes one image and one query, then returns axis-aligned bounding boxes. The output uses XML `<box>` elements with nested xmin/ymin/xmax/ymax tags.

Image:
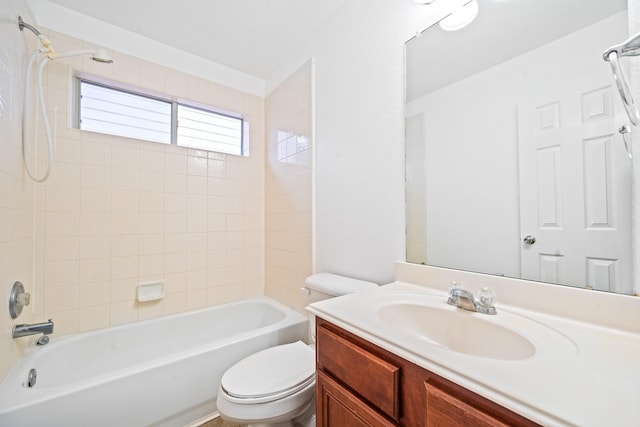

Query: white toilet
<box><xmin>216</xmin><ymin>273</ymin><xmax>378</xmax><ymax>427</ymax></box>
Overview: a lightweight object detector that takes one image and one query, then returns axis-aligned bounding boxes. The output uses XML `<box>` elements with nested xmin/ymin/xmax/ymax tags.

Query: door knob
<box><xmin>523</xmin><ymin>235</ymin><xmax>536</xmax><ymax>245</ymax></box>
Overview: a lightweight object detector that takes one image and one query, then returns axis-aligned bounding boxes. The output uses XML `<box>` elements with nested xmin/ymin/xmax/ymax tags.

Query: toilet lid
<box><xmin>221</xmin><ymin>341</ymin><xmax>315</xmax><ymax>401</ymax></box>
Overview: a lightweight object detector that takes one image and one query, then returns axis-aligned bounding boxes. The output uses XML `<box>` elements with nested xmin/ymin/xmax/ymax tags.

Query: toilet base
<box><xmin>225</xmin><ymin>398</ymin><xmax>315</xmax><ymax>427</ymax></box>
<box><xmin>247</xmin><ymin>422</ymin><xmax>293</xmax><ymax>427</ymax></box>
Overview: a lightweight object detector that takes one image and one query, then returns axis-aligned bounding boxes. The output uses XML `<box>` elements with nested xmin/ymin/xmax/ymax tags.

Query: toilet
<box><xmin>216</xmin><ymin>273</ymin><xmax>378</xmax><ymax>427</ymax></box>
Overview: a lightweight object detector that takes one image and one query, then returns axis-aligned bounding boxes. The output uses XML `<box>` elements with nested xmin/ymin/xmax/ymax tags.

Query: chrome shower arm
<box><xmin>17</xmin><ymin>16</ymin><xmax>43</xmax><ymax>37</ymax></box>
<box><xmin>603</xmin><ymin>31</ymin><xmax>640</xmax><ymax>61</ymax></box>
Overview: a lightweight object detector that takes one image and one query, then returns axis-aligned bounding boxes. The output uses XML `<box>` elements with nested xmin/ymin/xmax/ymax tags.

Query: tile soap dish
<box><xmin>137</xmin><ymin>281</ymin><xmax>165</xmax><ymax>302</ymax></box>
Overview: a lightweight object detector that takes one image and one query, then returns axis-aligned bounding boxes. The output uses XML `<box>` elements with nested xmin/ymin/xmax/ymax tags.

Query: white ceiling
<box><xmin>406</xmin><ymin>0</ymin><xmax>627</xmax><ymax>102</ymax></box>
<box><xmin>45</xmin><ymin>0</ymin><xmax>347</xmax><ymax>79</ymax></box>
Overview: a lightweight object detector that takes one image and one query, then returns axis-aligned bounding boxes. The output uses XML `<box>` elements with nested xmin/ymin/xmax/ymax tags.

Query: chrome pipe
<box><xmin>17</xmin><ymin>16</ymin><xmax>42</xmax><ymax>37</ymax></box>
<box><xmin>603</xmin><ymin>31</ymin><xmax>640</xmax><ymax>61</ymax></box>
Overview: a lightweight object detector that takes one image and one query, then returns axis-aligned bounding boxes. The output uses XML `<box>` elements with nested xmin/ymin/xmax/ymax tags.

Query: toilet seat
<box><xmin>220</xmin><ymin>341</ymin><xmax>315</xmax><ymax>404</ymax></box>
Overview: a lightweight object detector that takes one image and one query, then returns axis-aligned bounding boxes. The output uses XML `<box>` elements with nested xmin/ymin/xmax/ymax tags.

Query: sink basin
<box><xmin>378</xmin><ymin>303</ymin><xmax>536</xmax><ymax>360</ymax></box>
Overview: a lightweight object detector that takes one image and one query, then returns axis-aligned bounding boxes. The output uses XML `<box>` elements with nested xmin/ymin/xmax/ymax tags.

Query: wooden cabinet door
<box><xmin>317</xmin><ymin>371</ymin><xmax>396</xmax><ymax>427</ymax></box>
<box><xmin>425</xmin><ymin>380</ymin><xmax>510</xmax><ymax>427</ymax></box>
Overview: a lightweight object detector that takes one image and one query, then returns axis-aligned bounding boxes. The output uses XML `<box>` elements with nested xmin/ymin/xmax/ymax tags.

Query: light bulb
<box><xmin>439</xmin><ymin>0</ymin><xmax>479</xmax><ymax>31</ymax></box>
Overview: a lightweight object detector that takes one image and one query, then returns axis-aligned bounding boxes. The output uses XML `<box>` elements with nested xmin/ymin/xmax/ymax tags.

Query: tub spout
<box><xmin>12</xmin><ymin>319</ymin><xmax>54</xmax><ymax>340</ymax></box>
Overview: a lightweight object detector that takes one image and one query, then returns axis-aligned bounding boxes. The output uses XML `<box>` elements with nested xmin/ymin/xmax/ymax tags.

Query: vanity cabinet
<box><xmin>315</xmin><ymin>318</ymin><xmax>540</xmax><ymax>427</ymax></box>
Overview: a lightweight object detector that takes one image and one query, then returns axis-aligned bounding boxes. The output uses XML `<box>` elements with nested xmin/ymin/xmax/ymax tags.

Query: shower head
<box><xmin>51</xmin><ymin>48</ymin><xmax>113</xmax><ymax>63</ymax></box>
<box><xmin>89</xmin><ymin>48</ymin><xmax>114</xmax><ymax>63</ymax></box>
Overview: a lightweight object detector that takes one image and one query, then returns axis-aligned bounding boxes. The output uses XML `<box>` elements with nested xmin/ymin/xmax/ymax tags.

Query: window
<box><xmin>77</xmin><ymin>79</ymin><xmax>247</xmax><ymax>156</ymax></box>
<box><xmin>177</xmin><ymin>104</ymin><xmax>244</xmax><ymax>154</ymax></box>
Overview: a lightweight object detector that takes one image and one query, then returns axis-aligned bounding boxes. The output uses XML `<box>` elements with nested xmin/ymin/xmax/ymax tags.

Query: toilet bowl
<box><xmin>216</xmin><ymin>273</ymin><xmax>378</xmax><ymax>427</ymax></box>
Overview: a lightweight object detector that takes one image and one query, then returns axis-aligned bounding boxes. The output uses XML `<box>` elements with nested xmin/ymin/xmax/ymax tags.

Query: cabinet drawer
<box><xmin>317</xmin><ymin>324</ymin><xmax>400</xmax><ymax>420</ymax></box>
<box><xmin>425</xmin><ymin>378</ymin><xmax>540</xmax><ymax>427</ymax></box>
<box><xmin>425</xmin><ymin>381</ymin><xmax>509</xmax><ymax>427</ymax></box>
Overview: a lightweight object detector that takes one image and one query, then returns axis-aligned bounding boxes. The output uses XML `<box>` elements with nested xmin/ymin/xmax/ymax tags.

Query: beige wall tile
<box><xmin>46</xmin><ymin>187</ymin><xmax>81</xmax><ymax>211</ymax></box>
<box><xmin>80</xmin><ymin>212</ymin><xmax>111</xmax><ymax>235</ymax></box>
<box><xmin>45</xmin><ymin>212</ymin><xmax>80</xmax><ymax>237</ymax></box>
<box><xmin>43</xmin><ymin>285</ymin><xmax>79</xmax><ymax>312</ymax></box>
<box><xmin>82</xmin><ymin>141</ymin><xmax>112</xmax><ymax>166</ymax></box>
<box><xmin>112</xmin><ymin>144</ymin><xmax>139</xmax><ymax>169</ymax></box>
<box><xmin>110</xmin><ymin>301</ymin><xmax>138</xmax><ymax>325</ymax></box>
<box><xmin>138</xmin><ymin>300</ymin><xmax>164</xmax><ymax>320</ymax></box>
<box><xmin>110</xmin><ymin>278</ymin><xmax>136</xmax><ymax>302</ymax></box>
<box><xmin>81</xmin><ymin>164</ymin><xmax>112</xmax><ymax>189</ymax></box>
<box><xmin>264</xmin><ymin>61</ymin><xmax>313</xmax><ymax>314</ymax></box>
<box><xmin>140</xmin><ymin>254</ymin><xmax>164</xmax><ymax>277</ymax></box>
<box><xmin>81</xmin><ymin>189</ymin><xmax>111</xmax><ymax>212</ymax></box>
<box><xmin>46</xmin><ymin>309</ymin><xmax>79</xmax><ymax>336</ymax></box>
<box><xmin>165</xmin><ymin>153</ymin><xmax>187</xmax><ymax>174</ymax></box>
<box><xmin>45</xmin><ymin>236</ymin><xmax>80</xmax><ymax>262</ymax></box>
<box><xmin>186</xmin><ymin>288</ymin><xmax>208</xmax><ymax>310</ymax></box>
<box><xmin>139</xmin><ymin>192</ymin><xmax>164</xmax><ymax>212</ymax></box>
<box><xmin>163</xmin><ymin>292</ymin><xmax>187</xmax><ymax>315</ymax></box>
<box><xmin>78</xmin><ymin>305</ymin><xmax>110</xmax><ymax>332</ymax></box>
<box><xmin>139</xmin><ymin>213</ymin><xmax>164</xmax><ymax>234</ymax></box>
<box><xmin>111</xmin><ymin>256</ymin><xmax>138</xmax><ymax>280</ymax></box>
<box><xmin>79</xmin><ymin>258</ymin><xmax>110</xmax><ymax>283</ymax></box>
<box><xmin>139</xmin><ymin>171</ymin><xmax>165</xmax><ymax>192</ymax></box>
<box><xmin>139</xmin><ymin>233</ymin><xmax>164</xmax><ymax>255</ymax></box>
<box><xmin>43</xmin><ymin>261</ymin><xmax>80</xmax><ymax>287</ymax></box>
<box><xmin>111</xmin><ymin>234</ymin><xmax>139</xmax><ymax>257</ymax></box>
<box><xmin>79</xmin><ymin>282</ymin><xmax>110</xmax><ymax>307</ymax></box>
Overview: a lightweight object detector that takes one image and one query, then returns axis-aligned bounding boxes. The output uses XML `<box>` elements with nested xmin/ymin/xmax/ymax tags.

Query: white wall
<box><xmin>630</xmin><ymin>0</ymin><xmax>640</xmax><ymax>295</ymax></box>
<box><xmin>267</xmin><ymin>0</ymin><xmax>467</xmax><ymax>284</ymax></box>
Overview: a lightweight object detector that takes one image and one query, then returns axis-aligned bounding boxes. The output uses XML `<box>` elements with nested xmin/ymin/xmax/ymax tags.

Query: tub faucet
<box><xmin>13</xmin><ymin>319</ymin><xmax>54</xmax><ymax>345</ymax></box>
<box><xmin>447</xmin><ymin>286</ymin><xmax>497</xmax><ymax>315</ymax></box>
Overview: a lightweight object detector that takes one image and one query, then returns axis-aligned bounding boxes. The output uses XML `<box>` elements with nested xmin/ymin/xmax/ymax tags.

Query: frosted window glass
<box><xmin>79</xmin><ymin>81</ymin><xmax>172</xmax><ymax>144</ymax></box>
<box><xmin>177</xmin><ymin>104</ymin><xmax>243</xmax><ymax>155</ymax></box>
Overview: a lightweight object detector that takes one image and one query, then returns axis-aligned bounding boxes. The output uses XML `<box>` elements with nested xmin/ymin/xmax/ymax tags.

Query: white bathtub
<box><xmin>0</xmin><ymin>297</ymin><xmax>308</xmax><ymax>427</ymax></box>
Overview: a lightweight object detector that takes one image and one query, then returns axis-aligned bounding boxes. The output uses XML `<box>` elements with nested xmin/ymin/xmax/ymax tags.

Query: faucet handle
<box><xmin>16</xmin><ymin>291</ymin><xmax>31</xmax><ymax>306</ymax></box>
<box><xmin>448</xmin><ymin>281</ymin><xmax>462</xmax><ymax>294</ymax></box>
<box><xmin>477</xmin><ymin>287</ymin><xmax>496</xmax><ymax>307</ymax></box>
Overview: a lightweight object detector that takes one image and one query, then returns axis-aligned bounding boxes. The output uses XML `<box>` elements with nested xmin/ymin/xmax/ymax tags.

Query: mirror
<box><xmin>405</xmin><ymin>0</ymin><xmax>633</xmax><ymax>294</ymax></box>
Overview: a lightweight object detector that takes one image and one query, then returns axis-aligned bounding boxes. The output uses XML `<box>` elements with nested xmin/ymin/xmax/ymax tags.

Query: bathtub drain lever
<box><xmin>27</xmin><ymin>368</ymin><xmax>37</xmax><ymax>388</ymax></box>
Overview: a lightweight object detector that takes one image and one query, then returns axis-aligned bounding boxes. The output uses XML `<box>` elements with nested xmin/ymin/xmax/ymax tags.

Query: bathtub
<box><xmin>0</xmin><ymin>297</ymin><xmax>308</xmax><ymax>427</ymax></box>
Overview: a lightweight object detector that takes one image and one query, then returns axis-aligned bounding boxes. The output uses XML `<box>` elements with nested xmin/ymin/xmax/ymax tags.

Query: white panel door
<box><xmin>518</xmin><ymin>82</ymin><xmax>631</xmax><ymax>293</ymax></box>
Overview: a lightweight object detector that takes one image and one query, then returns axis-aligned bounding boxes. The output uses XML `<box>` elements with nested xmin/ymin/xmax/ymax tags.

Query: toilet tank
<box><xmin>303</xmin><ymin>273</ymin><xmax>378</xmax><ymax>343</ymax></box>
<box><xmin>303</xmin><ymin>273</ymin><xmax>379</xmax><ymax>303</ymax></box>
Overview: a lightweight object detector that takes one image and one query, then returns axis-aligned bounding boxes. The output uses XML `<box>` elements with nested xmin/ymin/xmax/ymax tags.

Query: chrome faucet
<box><xmin>13</xmin><ymin>319</ymin><xmax>54</xmax><ymax>345</ymax></box>
<box><xmin>447</xmin><ymin>286</ymin><xmax>497</xmax><ymax>315</ymax></box>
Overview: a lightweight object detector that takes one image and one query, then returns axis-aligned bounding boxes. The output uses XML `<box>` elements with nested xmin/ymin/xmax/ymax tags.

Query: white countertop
<box><xmin>307</xmin><ymin>281</ymin><xmax>640</xmax><ymax>427</ymax></box>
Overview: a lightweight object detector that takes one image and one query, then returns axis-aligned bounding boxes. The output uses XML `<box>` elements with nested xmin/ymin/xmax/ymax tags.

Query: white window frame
<box><xmin>74</xmin><ymin>76</ymin><xmax>248</xmax><ymax>156</ymax></box>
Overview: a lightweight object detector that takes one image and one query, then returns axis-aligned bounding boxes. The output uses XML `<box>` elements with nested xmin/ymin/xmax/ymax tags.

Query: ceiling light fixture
<box><xmin>414</xmin><ymin>0</ymin><xmax>436</xmax><ymax>4</ymax></box>
<box><xmin>439</xmin><ymin>0</ymin><xmax>479</xmax><ymax>31</ymax></box>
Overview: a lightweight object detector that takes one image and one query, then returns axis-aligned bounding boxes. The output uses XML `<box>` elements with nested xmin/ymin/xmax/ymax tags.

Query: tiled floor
<box><xmin>198</xmin><ymin>417</ymin><xmax>241</xmax><ymax>427</ymax></box>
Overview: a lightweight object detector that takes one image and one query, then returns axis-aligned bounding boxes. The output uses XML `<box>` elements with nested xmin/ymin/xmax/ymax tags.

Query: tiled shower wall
<box><xmin>1</xmin><ymin>24</ymin><xmax>266</xmax><ymax>378</ymax></box>
<box><xmin>33</xmin><ymin>30</ymin><xmax>266</xmax><ymax>335</ymax></box>
<box><xmin>0</xmin><ymin>2</ymin><xmax>38</xmax><ymax>379</ymax></box>
<box><xmin>265</xmin><ymin>61</ymin><xmax>313</xmax><ymax>314</ymax></box>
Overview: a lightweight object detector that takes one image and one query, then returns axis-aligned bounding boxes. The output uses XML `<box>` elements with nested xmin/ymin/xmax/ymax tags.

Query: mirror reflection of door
<box><xmin>518</xmin><ymin>76</ymin><xmax>631</xmax><ymax>294</ymax></box>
